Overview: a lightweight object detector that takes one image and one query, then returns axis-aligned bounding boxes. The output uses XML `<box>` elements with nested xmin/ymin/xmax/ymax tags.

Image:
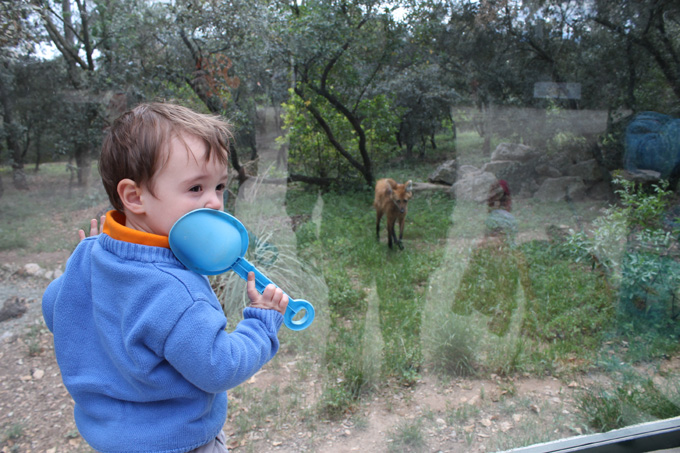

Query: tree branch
<box><xmin>294</xmin><ymin>85</ymin><xmax>364</xmax><ymax>172</ymax></box>
<box><xmin>75</xmin><ymin>0</ymin><xmax>95</xmax><ymax>70</ymax></box>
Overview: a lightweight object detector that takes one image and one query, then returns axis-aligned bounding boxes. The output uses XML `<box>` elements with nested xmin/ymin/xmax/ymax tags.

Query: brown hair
<box><xmin>99</xmin><ymin>102</ymin><xmax>232</xmax><ymax>211</ymax></box>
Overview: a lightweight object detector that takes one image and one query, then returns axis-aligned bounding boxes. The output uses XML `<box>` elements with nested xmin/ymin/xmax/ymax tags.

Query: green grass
<box><xmin>577</xmin><ymin>375</ymin><xmax>680</xmax><ymax>432</ymax></box>
<box><xmin>388</xmin><ymin>418</ymin><xmax>427</xmax><ymax>452</ymax></box>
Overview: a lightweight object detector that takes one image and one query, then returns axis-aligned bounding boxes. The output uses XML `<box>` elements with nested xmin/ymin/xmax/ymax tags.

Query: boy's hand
<box><xmin>78</xmin><ymin>215</ymin><xmax>106</xmax><ymax>241</ymax></box>
<box><xmin>246</xmin><ymin>272</ymin><xmax>288</xmax><ymax>315</ymax></box>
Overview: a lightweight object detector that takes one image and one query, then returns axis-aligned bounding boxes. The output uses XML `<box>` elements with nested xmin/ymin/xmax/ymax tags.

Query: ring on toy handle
<box><xmin>168</xmin><ymin>209</ymin><xmax>316</xmax><ymax>331</ymax></box>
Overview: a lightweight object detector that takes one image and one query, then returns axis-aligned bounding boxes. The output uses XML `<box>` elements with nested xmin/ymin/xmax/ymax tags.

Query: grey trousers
<box><xmin>187</xmin><ymin>430</ymin><xmax>228</xmax><ymax>453</ymax></box>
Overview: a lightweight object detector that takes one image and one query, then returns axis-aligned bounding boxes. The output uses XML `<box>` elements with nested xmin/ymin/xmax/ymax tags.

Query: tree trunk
<box><xmin>74</xmin><ymin>143</ymin><xmax>92</xmax><ymax>187</ymax></box>
<box><xmin>0</xmin><ymin>63</ymin><xmax>29</xmax><ymax>190</ymax></box>
<box><xmin>34</xmin><ymin>132</ymin><xmax>42</xmax><ymax>172</ymax></box>
<box><xmin>12</xmin><ymin>168</ymin><xmax>29</xmax><ymax>191</ymax></box>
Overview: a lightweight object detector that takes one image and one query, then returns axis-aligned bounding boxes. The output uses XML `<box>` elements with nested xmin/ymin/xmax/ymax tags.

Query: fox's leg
<box><xmin>387</xmin><ymin>219</ymin><xmax>395</xmax><ymax>249</ymax></box>
<box><xmin>397</xmin><ymin>217</ymin><xmax>405</xmax><ymax>250</ymax></box>
<box><xmin>376</xmin><ymin>211</ymin><xmax>383</xmax><ymax>241</ymax></box>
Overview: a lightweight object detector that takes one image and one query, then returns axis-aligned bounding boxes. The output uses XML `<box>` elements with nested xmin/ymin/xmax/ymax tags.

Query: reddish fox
<box><xmin>374</xmin><ymin>178</ymin><xmax>413</xmax><ymax>250</ymax></box>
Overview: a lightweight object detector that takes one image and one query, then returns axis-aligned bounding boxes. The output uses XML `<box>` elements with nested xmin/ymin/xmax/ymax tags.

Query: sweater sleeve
<box><xmin>163</xmin><ymin>300</ymin><xmax>282</xmax><ymax>394</ymax></box>
<box><xmin>42</xmin><ymin>237</ymin><xmax>95</xmax><ymax>332</ymax></box>
<box><xmin>41</xmin><ymin>277</ymin><xmax>61</xmax><ymax>332</ymax></box>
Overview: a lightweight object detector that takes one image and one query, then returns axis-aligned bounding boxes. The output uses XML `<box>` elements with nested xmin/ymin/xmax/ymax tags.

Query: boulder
<box><xmin>491</xmin><ymin>143</ymin><xmax>537</xmax><ymax>162</ymax></box>
<box><xmin>452</xmin><ymin>171</ymin><xmax>498</xmax><ymax>203</ymax></box>
<box><xmin>586</xmin><ymin>181</ymin><xmax>614</xmax><ymax>201</ymax></box>
<box><xmin>458</xmin><ymin>165</ymin><xmax>481</xmax><ymax>177</ymax></box>
<box><xmin>483</xmin><ymin>160</ymin><xmax>539</xmax><ymax>199</ymax></box>
<box><xmin>566</xmin><ymin>159</ymin><xmax>601</xmax><ymax>182</ymax></box>
<box><xmin>535</xmin><ymin>177</ymin><xmax>587</xmax><ymax>202</ymax></box>
<box><xmin>482</xmin><ymin>160</ymin><xmax>519</xmax><ymax>176</ymax></box>
<box><xmin>535</xmin><ymin>163</ymin><xmax>562</xmax><ymax>179</ymax></box>
<box><xmin>619</xmin><ymin>169</ymin><xmax>662</xmax><ymax>184</ymax></box>
<box><xmin>428</xmin><ymin>159</ymin><xmax>457</xmax><ymax>185</ymax></box>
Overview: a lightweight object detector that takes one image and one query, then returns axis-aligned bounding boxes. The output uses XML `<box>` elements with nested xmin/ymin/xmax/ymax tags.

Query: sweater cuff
<box><xmin>243</xmin><ymin>307</ymin><xmax>284</xmax><ymax>332</ymax></box>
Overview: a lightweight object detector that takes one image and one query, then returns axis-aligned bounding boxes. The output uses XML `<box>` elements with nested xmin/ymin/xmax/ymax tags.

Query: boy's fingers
<box><xmin>246</xmin><ymin>272</ymin><xmax>259</xmax><ymax>298</ymax></box>
<box><xmin>261</xmin><ymin>283</ymin><xmax>275</xmax><ymax>300</ymax></box>
<box><xmin>279</xmin><ymin>294</ymin><xmax>289</xmax><ymax>314</ymax></box>
<box><xmin>89</xmin><ymin>219</ymin><xmax>99</xmax><ymax>236</ymax></box>
<box><xmin>79</xmin><ymin>217</ymin><xmax>105</xmax><ymax>242</ymax></box>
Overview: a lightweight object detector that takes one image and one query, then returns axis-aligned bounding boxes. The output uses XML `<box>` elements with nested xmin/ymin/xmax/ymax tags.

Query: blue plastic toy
<box><xmin>168</xmin><ymin>208</ymin><xmax>315</xmax><ymax>331</ymax></box>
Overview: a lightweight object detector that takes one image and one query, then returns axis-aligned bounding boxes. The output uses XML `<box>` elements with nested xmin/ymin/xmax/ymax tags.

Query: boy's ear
<box><xmin>117</xmin><ymin>179</ymin><xmax>145</xmax><ymax>214</ymax></box>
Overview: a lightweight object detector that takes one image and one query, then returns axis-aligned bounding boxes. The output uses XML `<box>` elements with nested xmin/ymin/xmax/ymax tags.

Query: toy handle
<box><xmin>230</xmin><ymin>258</ymin><xmax>315</xmax><ymax>331</ymax></box>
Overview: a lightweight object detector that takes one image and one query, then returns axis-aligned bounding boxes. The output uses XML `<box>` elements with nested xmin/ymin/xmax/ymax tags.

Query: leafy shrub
<box><xmin>563</xmin><ymin>175</ymin><xmax>680</xmax><ymax>357</ymax></box>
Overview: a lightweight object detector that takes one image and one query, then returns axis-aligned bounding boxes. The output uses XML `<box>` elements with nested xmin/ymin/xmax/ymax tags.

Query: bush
<box><xmin>563</xmin><ymin>175</ymin><xmax>680</xmax><ymax>359</ymax></box>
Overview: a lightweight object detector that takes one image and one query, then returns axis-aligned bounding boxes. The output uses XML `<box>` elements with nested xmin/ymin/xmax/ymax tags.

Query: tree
<box><xmin>592</xmin><ymin>0</ymin><xmax>680</xmax><ymax>111</ymax></box>
<box><xmin>140</xmin><ymin>0</ymin><xmax>282</xmax><ymax>184</ymax></box>
<box><xmin>31</xmin><ymin>0</ymin><xmax>110</xmax><ymax>187</ymax></box>
<box><xmin>0</xmin><ymin>0</ymin><xmax>43</xmax><ymax>193</ymax></box>
<box><xmin>13</xmin><ymin>58</ymin><xmax>70</xmax><ymax>171</ymax></box>
<box><xmin>276</xmin><ymin>0</ymin><xmax>404</xmax><ymax>188</ymax></box>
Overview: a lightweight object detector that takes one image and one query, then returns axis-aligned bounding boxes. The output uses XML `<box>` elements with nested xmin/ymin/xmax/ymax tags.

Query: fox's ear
<box><xmin>405</xmin><ymin>180</ymin><xmax>413</xmax><ymax>193</ymax></box>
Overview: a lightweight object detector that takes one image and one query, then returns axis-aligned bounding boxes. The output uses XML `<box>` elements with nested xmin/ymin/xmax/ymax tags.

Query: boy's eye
<box><xmin>189</xmin><ymin>185</ymin><xmax>201</xmax><ymax>193</ymax></box>
<box><xmin>216</xmin><ymin>183</ymin><xmax>226</xmax><ymax>191</ymax></box>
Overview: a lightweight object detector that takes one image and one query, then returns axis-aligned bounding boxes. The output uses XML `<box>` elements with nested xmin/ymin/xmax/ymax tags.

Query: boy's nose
<box><xmin>204</xmin><ymin>192</ymin><xmax>223</xmax><ymax>210</ymax></box>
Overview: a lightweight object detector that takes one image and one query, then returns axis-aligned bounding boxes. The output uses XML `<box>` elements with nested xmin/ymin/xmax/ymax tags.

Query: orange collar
<box><xmin>103</xmin><ymin>210</ymin><xmax>170</xmax><ymax>249</ymax></box>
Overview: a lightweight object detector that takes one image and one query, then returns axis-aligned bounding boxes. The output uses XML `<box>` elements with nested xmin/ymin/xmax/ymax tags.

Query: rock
<box><xmin>0</xmin><ymin>297</ymin><xmax>28</xmax><ymax>322</ymax></box>
<box><xmin>481</xmin><ymin>160</ymin><xmax>520</xmax><ymax>176</ymax></box>
<box><xmin>491</xmin><ymin>143</ymin><xmax>537</xmax><ymax>162</ymax></box>
<box><xmin>619</xmin><ymin>169</ymin><xmax>662</xmax><ymax>184</ymax></box>
<box><xmin>535</xmin><ymin>163</ymin><xmax>562</xmax><ymax>178</ymax></box>
<box><xmin>566</xmin><ymin>159</ymin><xmax>601</xmax><ymax>182</ymax></box>
<box><xmin>587</xmin><ymin>181</ymin><xmax>613</xmax><ymax>201</ymax></box>
<box><xmin>428</xmin><ymin>159</ymin><xmax>457</xmax><ymax>185</ymax></box>
<box><xmin>485</xmin><ymin>160</ymin><xmax>539</xmax><ymax>199</ymax></box>
<box><xmin>458</xmin><ymin>165</ymin><xmax>482</xmax><ymax>177</ymax></box>
<box><xmin>23</xmin><ymin>263</ymin><xmax>45</xmax><ymax>277</ymax></box>
<box><xmin>534</xmin><ymin>177</ymin><xmax>587</xmax><ymax>202</ymax></box>
<box><xmin>452</xmin><ymin>171</ymin><xmax>498</xmax><ymax>203</ymax></box>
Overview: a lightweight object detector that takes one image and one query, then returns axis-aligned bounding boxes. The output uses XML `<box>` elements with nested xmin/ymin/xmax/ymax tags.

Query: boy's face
<box><xmin>132</xmin><ymin>132</ymin><xmax>229</xmax><ymax>237</ymax></box>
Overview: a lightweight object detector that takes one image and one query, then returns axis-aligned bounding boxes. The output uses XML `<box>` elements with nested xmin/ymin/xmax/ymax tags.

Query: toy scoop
<box><xmin>168</xmin><ymin>208</ymin><xmax>315</xmax><ymax>331</ymax></box>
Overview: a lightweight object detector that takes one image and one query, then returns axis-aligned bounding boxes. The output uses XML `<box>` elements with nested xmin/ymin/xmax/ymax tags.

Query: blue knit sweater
<box><xmin>42</xmin><ymin>232</ymin><xmax>282</xmax><ymax>452</ymax></box>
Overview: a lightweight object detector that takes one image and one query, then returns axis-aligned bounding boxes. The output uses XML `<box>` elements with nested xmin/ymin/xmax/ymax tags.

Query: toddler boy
<box><xmin>43</xmin><ymin>102</ymin><xmax>288</xmax><ymax>452</ymax></box>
